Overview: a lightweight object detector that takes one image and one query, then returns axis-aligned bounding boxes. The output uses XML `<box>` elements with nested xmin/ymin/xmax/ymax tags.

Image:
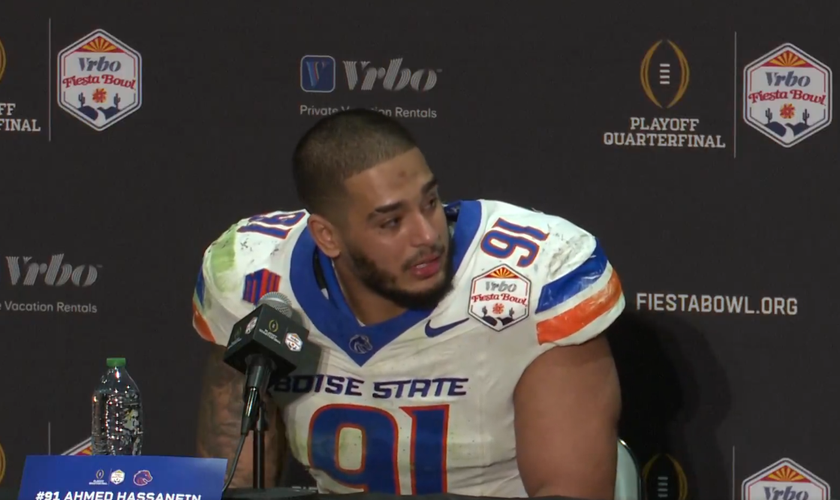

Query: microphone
<box><xmin>223</xmin><ymin>292</ymin><xmax>308</xmax><ymax>435</ymax></box>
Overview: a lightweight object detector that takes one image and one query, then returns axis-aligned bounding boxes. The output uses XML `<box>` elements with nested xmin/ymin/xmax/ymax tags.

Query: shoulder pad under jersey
<box><xmin>471</xmin><ymin>200</ymin><xmax>624</xmax><ymax>347</ymax></box>
<box><xmin>191</xmin><ymin>209</ymin><xmax>308</xmax><ymax>346</ymax></box>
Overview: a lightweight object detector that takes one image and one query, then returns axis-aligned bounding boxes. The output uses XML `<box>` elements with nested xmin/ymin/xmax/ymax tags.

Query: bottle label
<box><xmin>123</xmin><ymin>408</ymin><xmax>141</xmax><ymax>432</ymax></box>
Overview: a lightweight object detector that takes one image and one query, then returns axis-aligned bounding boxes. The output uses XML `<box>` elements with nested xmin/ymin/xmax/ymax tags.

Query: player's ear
<box><xmin>308</xmin><ymin>214</ymin><xmax>341</xmax><ymax>258</ymax></box>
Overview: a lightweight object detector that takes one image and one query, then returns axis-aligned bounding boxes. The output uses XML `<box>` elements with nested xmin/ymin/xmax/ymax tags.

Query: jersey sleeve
<box><xmin>191</xmin><ymin>210</ymin><xmax>306</xmax><ymax>347</ymax></box>
<box><xmin>529</xmin><ymin>217</ymin><xmax>625</xmax><ymax>348</ymax></box>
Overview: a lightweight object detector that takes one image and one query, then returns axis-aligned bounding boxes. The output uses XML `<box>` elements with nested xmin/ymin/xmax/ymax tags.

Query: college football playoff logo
<box><xmin>642</xmin><ymin>453</ymin><xmax>688</xmax><ymax>500</ymax></box>
<box><xmin>641</xmin><ymin>39</ymin><xmax>690</xmax><ymax>109</ymax></box>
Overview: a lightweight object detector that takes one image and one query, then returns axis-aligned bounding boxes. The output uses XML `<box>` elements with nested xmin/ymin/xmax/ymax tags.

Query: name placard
<box><xmin>18</xmin><ymin>456</ymin><xmax>227</xmax><ymax>500</ymax></box>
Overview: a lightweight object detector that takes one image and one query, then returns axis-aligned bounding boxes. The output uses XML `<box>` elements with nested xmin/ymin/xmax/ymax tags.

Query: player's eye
<box><xmin>425</xmin><ymin>197</ymin><xmax>439</xmax><ymax>210</ymax></box>
<box><xmin>381</xmin><ymin>218</ymin><xmax>400</xmax><ymax>229</ymax></box>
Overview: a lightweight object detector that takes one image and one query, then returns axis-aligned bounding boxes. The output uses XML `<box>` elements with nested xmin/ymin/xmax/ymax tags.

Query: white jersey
<box><xmin>192</xmin><ymin>199</ymin><xmax>625</xmax><ymax>497</ymax></box>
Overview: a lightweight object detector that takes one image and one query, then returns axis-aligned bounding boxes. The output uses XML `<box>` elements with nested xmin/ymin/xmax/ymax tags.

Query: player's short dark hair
<box><xmin>292</xmin><ymin>109</ymin><xmax>418</xmax><ymax>218</ymax></box>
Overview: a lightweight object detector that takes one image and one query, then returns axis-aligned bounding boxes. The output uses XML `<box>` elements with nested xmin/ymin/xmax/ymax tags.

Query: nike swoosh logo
<box><xmin>425</xmin><ymin>318</ymin><xmax>469</xmax><ymax>338</ymax></box>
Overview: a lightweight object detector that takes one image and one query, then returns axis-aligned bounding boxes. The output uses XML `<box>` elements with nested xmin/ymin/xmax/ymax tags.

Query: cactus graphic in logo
<box><xmin>744</xmin><ymin>43</ymin><xmax>832</xmax><ymax>147</ymax></box>
<box><xmin>57</xmin><ymin>29</ymin><xmax>142</xmax><ymax>131</ymax></box>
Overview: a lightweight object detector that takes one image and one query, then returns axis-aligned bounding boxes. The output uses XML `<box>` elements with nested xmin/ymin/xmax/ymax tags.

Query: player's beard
<box><xmin>346</xmin><ymin>239</ymin><xmax>456</xmax><ymax>311</ymax></box>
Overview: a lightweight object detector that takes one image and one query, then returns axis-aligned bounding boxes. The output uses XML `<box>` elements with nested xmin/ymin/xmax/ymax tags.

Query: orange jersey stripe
<box><xmin>536</xmin><ymin>270</ymin><xmax>623</xmax><ymax>345</ymax></box>
<box><xmin>192</xmin><ymin>302</ymin><xmax>216</xmax><ymax>342</ymax></box>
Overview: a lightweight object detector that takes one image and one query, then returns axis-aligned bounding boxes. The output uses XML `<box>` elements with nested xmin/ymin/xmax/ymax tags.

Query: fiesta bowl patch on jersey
<box><xmin>468</xmin><ymin>265</ymin><xmax>530</xmax><ymax>331</ymax></box>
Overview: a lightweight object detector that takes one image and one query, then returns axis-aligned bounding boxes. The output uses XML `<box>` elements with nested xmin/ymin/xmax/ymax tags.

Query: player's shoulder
<box><xmin>473</xmin><ymin>199</ymin><xmax>599</xmax><ymax>279</ymax></box>
<box><xmin>468</xmin><ymin>199</ymin><xmax>624</xmax><ymax>345</ymax></box>
<box><xmin>200</xmin><ymin>208</ymin><xmax>309</xmax><ymax>302</ymax></box>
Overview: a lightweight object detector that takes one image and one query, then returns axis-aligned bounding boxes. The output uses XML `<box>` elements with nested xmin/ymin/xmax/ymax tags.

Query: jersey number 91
<box><xmin>308</xmin><ymin>403</ymin><xmax>450</xmax><ymax>494</ymax></box>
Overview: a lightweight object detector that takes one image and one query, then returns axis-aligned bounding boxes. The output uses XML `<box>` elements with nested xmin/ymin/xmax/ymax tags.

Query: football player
<box><xmin>194</xmin><ymin>109</ymin><xmax>624</xmax><ymax>499</ymax></box>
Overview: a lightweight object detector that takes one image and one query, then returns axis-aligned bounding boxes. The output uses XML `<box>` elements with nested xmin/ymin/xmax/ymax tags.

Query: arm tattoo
<box><xmin>196</xmin><ymin>347</ymin><xmax>244</xmax><ymax>456</ymax></box>
<box><xmin>196</xmin><ymin>346</ymin><xmax>284</xmax><ymax>487</ymax></box>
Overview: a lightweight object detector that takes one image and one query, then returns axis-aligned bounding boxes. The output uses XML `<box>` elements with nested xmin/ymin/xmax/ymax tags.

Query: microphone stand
<box><xmin>253</xmin><ymin>399</ymin><xmax>268</xmax><ymax>489</ymax></box>
<box><xmin>241</xmin><ymin>354</ymin><xmax>274</xmax><ymax>490</ymax></box>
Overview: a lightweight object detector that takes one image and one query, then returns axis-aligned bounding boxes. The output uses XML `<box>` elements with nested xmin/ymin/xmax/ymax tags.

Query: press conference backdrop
<box><xmin>1</xmin><ymin>1</ymin><xmax>838</xmax><ymax>499</ymax></box>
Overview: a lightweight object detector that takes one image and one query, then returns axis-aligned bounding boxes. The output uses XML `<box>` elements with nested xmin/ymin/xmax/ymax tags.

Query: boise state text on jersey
<box><xmin>192</xmin><ymin>199</ymin><xmax>625</xmax><ymax>497</ymax></box>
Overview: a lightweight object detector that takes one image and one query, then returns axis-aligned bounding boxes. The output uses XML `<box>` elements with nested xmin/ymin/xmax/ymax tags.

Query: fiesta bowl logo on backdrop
<box><xmin>742</xmin><ymin>458</ymin><xmax>829</xmax><ymax>500</ymax></box>
<box><xmin>744</xmin><ymin>43</ymin><xmax>832</xmax><ymax>147</ymax></box>
<box><xmin>57</xmin><ymin>29</ymin><xmax>142</xmax><ymax>131</ymax></box>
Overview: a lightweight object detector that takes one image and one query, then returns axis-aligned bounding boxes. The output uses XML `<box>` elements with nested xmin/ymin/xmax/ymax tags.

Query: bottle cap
<box><xmin>106</xmin><ymin>358</ymin><xmax>126</xmax><ymax>368</ymax></box>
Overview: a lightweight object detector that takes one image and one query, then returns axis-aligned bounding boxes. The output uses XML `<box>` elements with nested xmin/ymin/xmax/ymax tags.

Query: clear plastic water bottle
<box><xmin>91</xmin><ymin>357</ymin><xmax>144</xmax><ymax>455</ymax></box>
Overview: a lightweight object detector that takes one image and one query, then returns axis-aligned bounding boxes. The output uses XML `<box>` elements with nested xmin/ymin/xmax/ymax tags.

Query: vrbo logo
<box><xmin>343</xmin><ymin>59</ymin><xmax>439</xmax><ymax>92</ymax></box>
<box><xmin>4</xmin><ymin>254</ymin><xmax>100</xmax><ymax>287</ymax></box>
<box><xmin>485</xmin><ymin>280</ymin><xmax>519</xmax><ymax>293</ymax></box>
<box><xmin>765</xmin><ymin>70</ymin><xmax>812</xmax><ymax>88</ymax></box>
<box><xmin>78</xmin><ymin>56</ymin><xmax>122</xmax><ymax>73</ymax></box>
<box><xmin>301</xmin><ymin>55</ymin><xmax>440</xmax><ymax>93</ymax></box>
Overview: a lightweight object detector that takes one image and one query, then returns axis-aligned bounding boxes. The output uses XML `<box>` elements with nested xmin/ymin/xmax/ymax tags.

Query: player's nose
<box><xmin>409</xmin><ymin>213</ymin><xmax>437</xmax><ymax>246</ymax></box>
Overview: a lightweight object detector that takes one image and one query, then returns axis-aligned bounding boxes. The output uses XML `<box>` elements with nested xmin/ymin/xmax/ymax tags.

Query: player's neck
<box><xmin>332</xmin><ymin>264</ymin><xmax>406</xmax><ymax>325</ymax></box>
